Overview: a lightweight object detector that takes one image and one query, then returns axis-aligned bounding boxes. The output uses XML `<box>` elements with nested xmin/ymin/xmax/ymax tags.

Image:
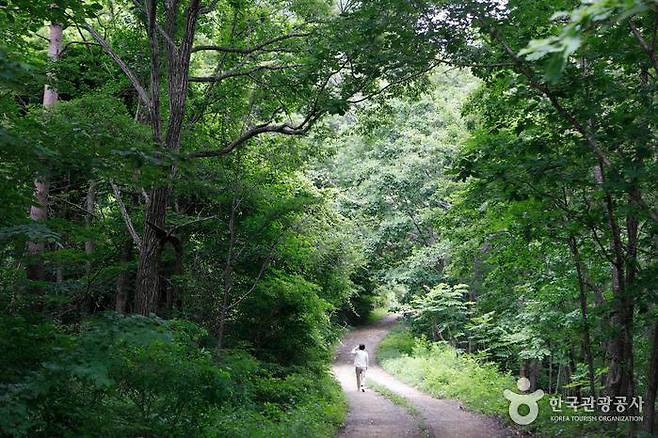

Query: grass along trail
<box><xmin>332</xmin><ymin>314</ymin><xmax>512</xmax><ymax>438</ymax></box>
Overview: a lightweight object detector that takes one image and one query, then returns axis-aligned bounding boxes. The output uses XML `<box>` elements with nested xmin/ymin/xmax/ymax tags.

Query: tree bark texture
<box><xmin>27</xmin><ymin>23</ymin><xmax>62</xmax><ymax>282</ymax></box>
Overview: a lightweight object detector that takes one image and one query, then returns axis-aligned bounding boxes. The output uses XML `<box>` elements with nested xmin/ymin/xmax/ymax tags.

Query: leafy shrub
<box><xmin>378</xmin><ymin>325</ymin><xmax>514</xmax><ymax>416</ymax></box>
<box><xmin>1</xmin><ymin>313</ymin><xmax>231</xmax><ymax>436</ymax></box>
<box><xmin>0</xmin><ymin>312</ymin><xmax>346</xmax><ymax>437</ymax></box>
<box><xmin>376</xmin><ymin>325</ymin><xmax>416</xmax><ymax>361</ymax></box>
<box><xmin>208</xmin><ymin>371</ymin><xmax>346</xmax><ymax>438</ymax></box>
<box><xmin>232</xmin><ymin>272</ymin><xmax>335</xmax><ymax>365</ymax></box>
<box><xmin>377</xmin><ymin>325</ymin><xmax>620</xmax><ymax>437</ymax></box>
<box><xmin>405</xmin><ymin>283</ymin><xmax>471</xmax><ymax>345</ymax></box>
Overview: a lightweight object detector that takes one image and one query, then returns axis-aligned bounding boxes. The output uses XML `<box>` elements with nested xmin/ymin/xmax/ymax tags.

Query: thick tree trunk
<box><xmin>82</xmin><ymin>181</ymin><xmax>96</xmax><ymax>312</ymax></box>
<box><xmin>548</xmin><ymin>355</ymin><xmax>552</xmax><ymax>393</ymax></box>
<box><xmin>134</xmin><ymin>186</ymin><xmax>168</xmax><ymax>315</ymax></box>
<box><xmin>115</xmin><ymin>276</ymin><xmax>128</xmax><ymax>313</ymax></box>
<box><xmin>603</xmin><ymin>253</ymin><xmax>634</xmax><ymax>399</ymax></box>
<box><xmin>569</xmin><ymin>350</ymin><xmax>582</xmax><ymax>398</ymax></box>
<box><xmin>27</xmin><ymin>23</ymin><xmax>62</xmax><ymax>282</ymax></box>
<box><xmin>132</xmin><ymin>0</ymin><xmax>201</xmax><ymax>315</ymax></box>
<box><xmin>563</xmin><ymin>363</ymin><xmax>572</xmax><ymax>395</ymax></box>
<box><xmin>603</xmin><ymin>206</ymin><xmax>634</xmax><ymax>399</ymax></box>
<box><xmin>26</xmin><ymin>178</ymin><xmax>49</xmax><ymax>281</ymax></box>
<box><xmin>216</xmin><ymin>290</ymin><xmax>230</xmax><ymax>350</ymax></box>
<box><xmin>528</xmin><ymin>359</ymin><xmax>541</xmax><ymax>391</ymax></box>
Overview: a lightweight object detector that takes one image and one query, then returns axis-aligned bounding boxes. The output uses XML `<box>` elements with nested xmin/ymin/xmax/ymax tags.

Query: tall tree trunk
<box><xmin>548</xmin><ymin>355</ymin><xmax>552</xmax><ymax>393</ymax></box>
<box><xmin>528</xmin><ymin>359</ymin><xmax>541</xmax><ymax>391</ymax></box>
<box><xmin>594</xmin><ymin>164</ymin><xmax>634</xmax><ymax>398</ymax></box>
<box><xmin>603</xmin><ymin>245</ymin><xmax>634</xmax><ymax>399</ymax></box>
<box><xmin>603</xmin><ymin>201</ymin><xmax>634</xmax><ymax>399</ymax></box>
<box><xmin>42</xmin><ymin>23</ymin><xmax>61</xmax><ymax>108</ymax></box>
<box><xmin>83</xmin><ymin>181</ymin><xmax>96</xmax><ymax>312</ymax></box>
<box><xmin>27</xmin><ymin>23</ymin><xmax>62</xmax><ymax>282</ymax></box>
<box><xmin>132</xmin><ymin>0</ymin><xmax>201</xmax><ymax>315</ymax></box>
<box><xmin>569</xmin><ymin>350</ymin><xmax>581</xmax><ymax>398</ymax></box>
<box><xmin>216</xmin><ymin>281</ymin><xmax>231</xmax><ymax>350</ymax></box>
<box><xmin>567</xmin><ymin>236</ymin><xmax>597</xmax><ymax>397</ymax></box>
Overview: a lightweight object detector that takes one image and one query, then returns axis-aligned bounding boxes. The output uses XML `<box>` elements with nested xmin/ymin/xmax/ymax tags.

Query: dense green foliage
<box><xmin>378</xmin><ymin>325</ymin><xmax>611</xmax><ymax>437</ymax></box>
<box><xmin>321</xmin><ymin>3</ymin><xmax>658</xmax><ymax>426</ymax></box>
<box><xmin>1</xmin><ymin>0</ymin><xmax>657</xmax><ymax>436</ymax></box>
<box><xmin>1</xmin><ymin>1</ymin><xmax>392</xmax><ymax>435</ymax></box>
<box><xmin>0</xmin><ymin>313</ymin><xmax>345</xmax><ymax>437</ymax></box>
<box><xmin>378</xmin><ymin>326</ymin><xmax>514</xmax><ymax>417</ymax></box>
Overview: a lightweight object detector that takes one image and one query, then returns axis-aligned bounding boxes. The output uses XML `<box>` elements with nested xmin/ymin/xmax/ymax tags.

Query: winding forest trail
<box><xmin>332</xmin><ymin>314</ymin><xmax>512</xmax><ymax>438</ymax></box>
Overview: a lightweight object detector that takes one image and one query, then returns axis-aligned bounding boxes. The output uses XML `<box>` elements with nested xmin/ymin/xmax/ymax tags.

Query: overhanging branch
<box><xmin>189</xmin><ymin>64</ymin><xmax>303</xmax><ymax>83</ymax></box>
<box><xmin>191</xmin><ymin>32</ymin><xmax>309</xmax><ymax>54</ymax></box>
<box><xmin>490</xmin><ymin>27</ymin><xmax>611</xmax><ymax>167</ymax></box>
<box><xmin>82</xmin><ymin>23</ymin><xmax>151</xmax><ymax>108</ymax></box>
<box><xmin>629</xmin><ymin>19</ymin><xmax>658</xmax><ymax>73</ymax></box>
<box><xmin>188</xmin><ymin>116</ymin><xmax>316</xmax><ymax>159</ymax></box>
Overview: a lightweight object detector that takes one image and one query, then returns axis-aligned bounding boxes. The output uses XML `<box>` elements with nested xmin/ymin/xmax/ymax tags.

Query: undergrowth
<box><xmin>377</xmin><ymin>324</ymin><xmax>621</xmax><ymax>437</ymax></box>
<box><xmin>0</xmin><ymin>313</ymin><xmax>346</xmax><ymax>437</ymax></box>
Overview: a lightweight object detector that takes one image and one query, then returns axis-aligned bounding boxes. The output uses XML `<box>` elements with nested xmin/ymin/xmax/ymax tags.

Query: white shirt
<box><xmin>351</xmin><ymin>347</ymin><xmax>369</xmax><ymax>368</ymax></box>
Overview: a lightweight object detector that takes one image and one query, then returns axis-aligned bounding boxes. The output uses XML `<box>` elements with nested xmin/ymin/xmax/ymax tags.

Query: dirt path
<box><xmin>332</xmin><ymin>314</ymin><xmax>513</xmax><ymax>438</ymax></box>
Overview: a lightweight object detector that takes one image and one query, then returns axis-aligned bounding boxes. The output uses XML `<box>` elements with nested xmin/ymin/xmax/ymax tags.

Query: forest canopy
<box><xmin>1</xmin><ymin>0</ymin><xmax>657</xmax><ymax>436</ymax></box>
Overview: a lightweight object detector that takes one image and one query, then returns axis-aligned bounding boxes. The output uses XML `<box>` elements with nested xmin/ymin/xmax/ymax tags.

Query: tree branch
<box><xmin>82</xmin><ymin>23</ymin><xmax>151</xmax><ymax>108</ymax></box>
<box><xmin>186</xmin><ymin>11</ymin><xmax>240</xmax><ymax>126</ymax></box>
<box><xmin>348</xmin><ymin>61</ymin><xmax>439</xmax><ymax>104</ymax></box>
<box><xmin>51</xmin><ymin>195</ymin><xmax>99</xmax><ymax>218</ymax></box>
<box><xmin>110</xmin><ymin>181</ymin><xmax>142</xmax><ymax>248</ymax></box>
<box><xmin>629</xmin><ymin>19</ymin><xmax>658</xmax><ymax>73</ymax></box>
<box><xmin>226</xmin><ymin>241</ymin><xmax>278</xmax><ymax>311</ymax></box>
<box><xmin>199</xmin><ymin>0</ymin><xmax>220</xmax><ymax>14</ymax></box>
<box><xmin>629</xmin><ymin>188</ymin><xmax>658</xmax><ymax>224</ymax></box>
<box><xmin>191</xmin><ymin>32</ymin><xmax>309</xmax><ymax>54</ymax></box>
<box><xmin>187</xmin><ymin>57</ymin><xmax>346</xmax><ymax>159</ymax></box>
<box><xmin>188</xmin><ymin>111</ymin><xmax>318</xmax><ymax>159</ymax></box>
<box><xmin>130</xmin><ymin>0</ymin><xmax>178</xmax><ymax>53</ymax></box>
<box><xmin>188</xmin><ymin>63</ymin><xmax>302</xmax><ymax>83</ymax></box>
<box><xmin>60</xmin><ymin>40</ymin><xmax>100</xmax><ymax>56</ymax></box>
<box><xmin>170</xmin><ymin>215</ymin><xmax>217</xmax><ymax>233</ymax></box>
<box><xmin>490</xmin><ymin>27</ymin><xmax>611</xmax><ymax>167</ymax></box>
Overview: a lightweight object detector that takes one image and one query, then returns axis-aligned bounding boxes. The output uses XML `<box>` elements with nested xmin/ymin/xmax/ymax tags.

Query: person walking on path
<box><xmin>351</xmin><ymin>344</ymin><xmax>369</xmax><ymax>392</ymax></box>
